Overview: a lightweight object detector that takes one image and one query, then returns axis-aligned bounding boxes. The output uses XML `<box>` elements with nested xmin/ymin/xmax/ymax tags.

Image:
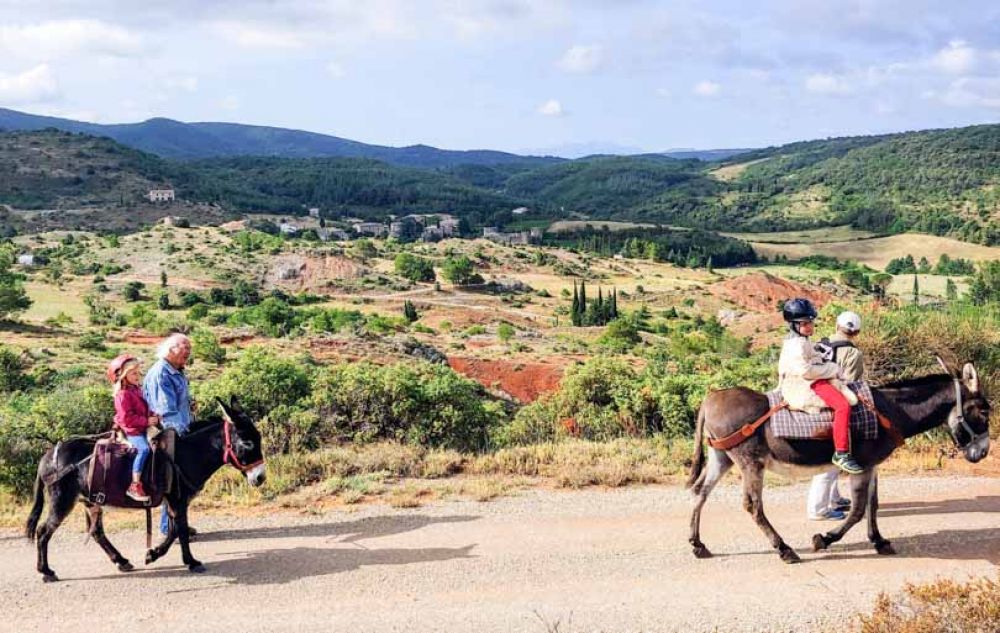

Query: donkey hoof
<box><xmin>812</xmin><ymin>534</ymin><xmax>829</xmax><ymax>551</ymax></box>
<box><xmin>117</xmin><ymin>560</ymin><xmax>135</xmax><ymax>573</ymax></box>
<box><xmin>42</xmin><ymin>572</ymin><xmax>59</xmax><ymax>583</ymax></box>
<box><xmin>145</xmin><ymin>551</ymin><xmax>157</xmax><ymax>565</ymax></box>
<box><xmin>875</xmin><ymin>541</ymin><xmax>896</xmax><ymax>556</ymax></box>
<box><xmin>188</xmin><ymin>562</ymin><xmax>206</xmax><ymax>573</ymax></box>
<box><xmin>692</xmin><ymin>544</ymin><xmax>713</xmax><ymax>559</ymax></box>
<box><xmin>779</xmin><ymin>547</ymin><xmax>801</xmax><ymax>564</ymax></box>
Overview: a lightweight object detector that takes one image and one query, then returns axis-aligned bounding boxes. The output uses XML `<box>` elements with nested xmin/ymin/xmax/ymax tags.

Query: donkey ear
<box><xmin>962</xmin><ymin>363</ymin><xmax>980</xmax><ymax>393</ymax></box>
<box><xmin>935</xmin><ymin>356</ymin><xmax>955</xmax><ymax>376</ymax></box>
<box><xmin>229</xmin><ymin>395</ymin><xmax>243</xmax><ymax>413</ymax></box>
<box><xmin>216</xmin><ymin>397</ymin><xmax>233</xmax><ymax>422</ymax></box>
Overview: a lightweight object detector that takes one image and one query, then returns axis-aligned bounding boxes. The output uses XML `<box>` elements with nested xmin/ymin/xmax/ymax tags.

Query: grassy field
<box><xmin>745</xmin><ymin>233</ymin><xmax>1000</xmax><ymax>269</ymax></box>
<box><xmin>708</xmin><ymin>157</ymin><xmax>772</xmax><ymax>181</ymax></box>
<box><xmin>723</xmin><ymin>225</ymin><xmax>877</xmax><ymax>244</ymax></box>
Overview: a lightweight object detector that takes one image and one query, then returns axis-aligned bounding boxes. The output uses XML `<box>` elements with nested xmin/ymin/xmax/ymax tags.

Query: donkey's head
<box><xmin>217</xmin><ymin>396</ymin><xmax>267</xmax><ymax>487</ymax></box>
<box><xmin>937</xmin><ymin>357</ymin><xmax>991</xmax><ymax>463</ymax></box>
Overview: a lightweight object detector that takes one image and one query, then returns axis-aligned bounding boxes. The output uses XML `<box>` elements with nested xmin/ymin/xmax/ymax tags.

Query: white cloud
<box><xmin>805</xmin><ymin>73</ymin><xmax>853</xmax><ymax>95</ymax></box>
<box><xmin>0</xmin><ymin>19</ymin><xmax>144</xmax><ymax>61</ymax></box>
<box><xmin>327</xmin><ymin>61</ymin><xmax>346</xmax><ymax>79</ymax></box>
<box><xmin>0</xmin><ymin>64</ymin><xmax>58</xmax><ymax>104</ymax></box>
<box><xmin>556</xmin><ymin>45</ymin><xmax>603</xmax><ymax>74</ymax></box>
<box><xmin>211</xmin><ymin>21</ymin><xmax>305</xmax><ymax>49</ymax></box>
<box><xmin>939</xmin><ymin>77</ymin><xmax>1000</xmax><ymax>109</ymax></box>
<box><xmin>931</xmin><ymin>40</ymin><xmax>976</xmax><ymax>75</ymax></box>
<box><xmin>692</xmin><ymin>80</ymin><xmax>721</xmax><ymax>97</ymax></box>
<box><xmin>163</xmin><ymin>76</ymin><xmax>199</xmax><ymax>92</ymax></box>
<box><xmin>537</xmin><ymin>98</ymin><xmax>564</xmax><ymax>116</ymax></box>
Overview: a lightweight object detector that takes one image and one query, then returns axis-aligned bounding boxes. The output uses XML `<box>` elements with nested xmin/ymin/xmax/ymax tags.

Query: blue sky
<box><xmin>2</xmin><ymin>0</ymin><xmax>1000</xmax><ymax>156</ymax></box>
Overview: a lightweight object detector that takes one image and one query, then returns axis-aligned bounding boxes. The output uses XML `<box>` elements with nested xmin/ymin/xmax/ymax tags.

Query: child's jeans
<box><xmin>126</xmin><ymin>433</ymin><xmax>151</xmax><ymax>476</ymax></box>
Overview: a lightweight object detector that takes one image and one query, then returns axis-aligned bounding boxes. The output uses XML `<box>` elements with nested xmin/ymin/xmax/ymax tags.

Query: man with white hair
<box><xmin>807</xmin><ymin>311</ymin><xmax>864</xmax><ymax>520</ymax></box>
<box><xmin>143</xmin><ymin>333</ymin><xmax>197</xmax><ymax>536</ymax></box>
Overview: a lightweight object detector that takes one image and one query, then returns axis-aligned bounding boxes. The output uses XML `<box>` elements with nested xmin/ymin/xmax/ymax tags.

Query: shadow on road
<box><xmin>63</xmin><ymin>514</ymin><xmax>481</xmax><ymax>586</ymax></box>
<box><xmin>816</xmin><ymin>527</ymin><xmax>1000</xmax><ymax>566</ymax></box>
<box><xmin>878</xmin><ymin>495</ymin><xmax>1000</xmax><ymax>517</ymax></box>
<box><xmin>196</xmin><ymin>513</ymin><xmax>480</xmax><ymax>544</ymax></box>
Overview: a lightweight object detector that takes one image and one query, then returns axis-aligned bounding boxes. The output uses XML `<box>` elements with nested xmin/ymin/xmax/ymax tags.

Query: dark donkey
<box><xmin>687</xmin><ymin>358</ymin><xmax>991</xmax><ymax>563</ymax></box>
<box><xmin>25</xmin><ymin>397</ymin><xmax>266</xmax><ymax>581</ymax></box>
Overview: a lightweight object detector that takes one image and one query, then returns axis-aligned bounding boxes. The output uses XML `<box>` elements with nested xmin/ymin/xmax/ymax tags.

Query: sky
<box><xmin>2</xmin><ymin>0</ymin><xmax>1000</xmax><ymax>157</ymax></box>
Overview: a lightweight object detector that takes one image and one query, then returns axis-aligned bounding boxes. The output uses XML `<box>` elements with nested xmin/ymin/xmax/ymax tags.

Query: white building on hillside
<box><xmin>308</xmin><ymin>207</ymin><xmax>321</xmax><ymax>218</ymax></box>
<box><xmin>147</xmin><ymin>189</ymin><xmax>175</xmax><ymax>203</ymax></box>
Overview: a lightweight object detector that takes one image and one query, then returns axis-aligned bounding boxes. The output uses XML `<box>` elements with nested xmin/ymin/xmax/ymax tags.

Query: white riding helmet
<box><xmin>836</xmin><ymin>311</ymin><xmax>862</xmax><ymax>334</ymax></box>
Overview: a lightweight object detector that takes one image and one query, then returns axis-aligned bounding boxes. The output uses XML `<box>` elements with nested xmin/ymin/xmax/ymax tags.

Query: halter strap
<box><xmin>221</xmin><ymin>416</ymin><xmax>264</xmax><ymax>473</ymax></box>
<box><xmin>951</xmin><ymin>377</ymin><xmax>989</xmax><ymax>447</ymax></box>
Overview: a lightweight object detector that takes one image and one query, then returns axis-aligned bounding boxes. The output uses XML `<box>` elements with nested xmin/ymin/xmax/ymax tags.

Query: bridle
<box><xmin>949</xmin><ymin>377</ymin><xmax>990</xmax><ymax>449</ymax></box>
<box><xmin>221</xmin><ymin>415</ymin><xmax>265</xmax><ymax>474</ymax></box>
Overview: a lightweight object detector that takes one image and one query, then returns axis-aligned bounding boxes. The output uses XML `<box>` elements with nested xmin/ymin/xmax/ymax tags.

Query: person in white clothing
<box><xmin>807</xmin><ymin>311</ymin><xmax>865</xmax><ymax>520</ymax></box>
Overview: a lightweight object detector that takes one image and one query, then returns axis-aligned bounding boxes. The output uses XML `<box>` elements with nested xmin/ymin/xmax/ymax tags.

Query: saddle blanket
<box><xmin>767</xmin><ymin>382</ymin><xmax>879</xmax><ymax>441</ymax></box>
<box><xmin>86</xmin><ymin>438</ymin><xmax>168</xmax><ymax>508</ymax></box>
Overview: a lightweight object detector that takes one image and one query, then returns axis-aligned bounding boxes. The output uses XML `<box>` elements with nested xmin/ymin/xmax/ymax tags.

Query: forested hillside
<box><xmin>4</xmin><ymin>123</ymin><xmax>1000</xmax><ymax>244</ymax></box>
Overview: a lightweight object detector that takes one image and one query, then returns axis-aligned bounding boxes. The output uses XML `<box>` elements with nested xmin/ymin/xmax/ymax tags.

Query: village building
<box><xmin>440</xmin><ymin>218</ymin><xmax>460</xmax><ymax>236</ymax></box>
<box><xmin>354</xmin><ymin>222</ymin><xmax>388</xmax><ymax>237</ymax></box>
<box><xmin>308</xmin><ymin>207</ymin><xmax>321</xmax><ymax>218</ymax></box>
<box><xmin>279</xmin><ymin>222</ymin><xmax>300</xmax><ymax>235</ymax></box>
<box><xmin>16</xmin><ymin>253</ymin><xmax>35</xmax><ymax>267</ymax></box>
<box><xmin>317</xmin><ymin>227</ymin><xmax>350</xmax><ymax>241</ymax></box>
<box><xmin>147</xmin><ymin>189</ymin><xmax>175</xmax><ymax>203</ymax></box>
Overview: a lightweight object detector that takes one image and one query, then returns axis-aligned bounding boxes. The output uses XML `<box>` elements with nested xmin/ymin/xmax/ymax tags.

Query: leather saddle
<box><xmin>86</xmin><ymin>431</ymin><xmax>172</xmax><ymax>508</ymax></box>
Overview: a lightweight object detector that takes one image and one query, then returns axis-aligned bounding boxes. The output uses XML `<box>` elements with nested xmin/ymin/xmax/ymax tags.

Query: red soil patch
<box><xmin>447</xmin><ymin>357</ymin><xmax>564</xmax><ymax>403</ymax></box>
<box><xmin>711</xmin><ymin>271</ymin><xmax>832</xmax><ymax>314</ymax></box>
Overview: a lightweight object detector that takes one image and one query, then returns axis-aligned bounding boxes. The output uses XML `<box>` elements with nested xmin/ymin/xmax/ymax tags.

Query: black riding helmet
<box><xmin>782</xmin><ymin>297</ymin><xmax>817</xmax><ymax>335</ymax></box>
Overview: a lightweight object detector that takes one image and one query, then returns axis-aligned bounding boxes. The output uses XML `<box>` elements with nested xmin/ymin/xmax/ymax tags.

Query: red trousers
<box><xmin>811</xmin><ymin>380</ymin><xmax>851</xmax><ymax>452</ymax></box>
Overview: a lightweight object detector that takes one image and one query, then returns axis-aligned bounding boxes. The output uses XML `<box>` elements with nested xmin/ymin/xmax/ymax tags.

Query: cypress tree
<box><xmin>611</xmin><ymin>288</ymin><xmax>618</xmax><ymax>319</ymax></box>
<box><xmin>912</xmin><ymin>275</ymin><xmax>920</xmax><ymax>305</ymax></box>
<box><xmin>579</xmin><ymin>281</ymin><xmax>587</xmax><ymax>313</ymax></box>
<box><xmin>571</xmin><ymin>282</ymin><xmax>581</xmax><ymax>326</ymax></box>
<box><xmin>596</xmin><ymin>287</ymin><xmax>604</xmax><ymax>325</ymax></box>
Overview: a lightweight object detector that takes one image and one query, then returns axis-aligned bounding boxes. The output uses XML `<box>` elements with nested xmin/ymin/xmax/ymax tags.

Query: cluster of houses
<box><xmin>278</xmin><ymin>213</ymin><xmax>463</xmax><ymax>243</ymax></box>
<box><xmin>482</xmin><ymin>226</ymin><xmax>544</xmax><ymax>245</ymax></box>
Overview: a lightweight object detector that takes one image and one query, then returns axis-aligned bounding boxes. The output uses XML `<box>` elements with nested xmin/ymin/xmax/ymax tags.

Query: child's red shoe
<box><xmin>126</xmin><ymin>482</ymin><xmax>150</xmax><ymax>503</ymax></box>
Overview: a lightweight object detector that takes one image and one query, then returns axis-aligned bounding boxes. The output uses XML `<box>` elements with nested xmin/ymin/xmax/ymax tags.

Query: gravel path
<box><xmin>2</xmin><ymin>476</ymin><xmax>998</xmax><ymax>633</ymax></box>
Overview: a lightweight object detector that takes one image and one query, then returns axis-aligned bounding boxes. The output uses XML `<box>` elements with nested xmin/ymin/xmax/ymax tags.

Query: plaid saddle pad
<box><xmin>766</xmin><ymin>382</ymin><xmax>879</xmax><ymax>441</ymax></box>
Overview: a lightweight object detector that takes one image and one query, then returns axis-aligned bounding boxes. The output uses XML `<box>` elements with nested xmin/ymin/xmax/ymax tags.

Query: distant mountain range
<box><xmin>0</xmin><ymin>108</ymin><xmax>752</xmax><ymax>167</ymax></box>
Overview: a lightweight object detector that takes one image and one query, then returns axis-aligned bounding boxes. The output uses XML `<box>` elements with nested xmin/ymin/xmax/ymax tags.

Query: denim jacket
<box><xmin>143</xmin><ymin>358</ymin><xmax>192</xmax><ymax>435</ymax></box>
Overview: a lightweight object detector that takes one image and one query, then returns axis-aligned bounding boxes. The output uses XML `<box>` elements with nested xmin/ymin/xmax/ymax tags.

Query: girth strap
<box><xmin>707</xmin><ymin>403</ymin><xmax>788</xmax><ymax>450</ymax></box>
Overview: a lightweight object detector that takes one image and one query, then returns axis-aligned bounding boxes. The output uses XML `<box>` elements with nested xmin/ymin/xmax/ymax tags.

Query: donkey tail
<box><xmin>24</xmin><ymin>469</ymin><xmax>45</xmax><ymax>541</ymax></box>
<box><xmin>686</xmin><ymin>404</ymin><xmax>707</xmax><ymax>489</ymax></box>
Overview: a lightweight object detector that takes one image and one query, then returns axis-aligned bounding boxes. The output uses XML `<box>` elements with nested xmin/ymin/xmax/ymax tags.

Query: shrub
<box><xmin>76</xmin><ymin>331</ymin><xmax>106</xmax><ymax>351</ymax></box>
<box><xmin>312</xmin><ymin>361</ymin><xmax>505</xmax><ymax>451</ymax></box>
<box><xmin>441</xmin><ymin>256</ymin><xmax>481</xmax><ymax>285</ymax></box>
<box><xmin>198</xmin><ymin>347</ymin><xmax>312</xmax><ymax>420</ymax></box>
<box><xmin>394</xmin><ymin>253</ymin><xmax>435</xmax><ymax>283</ymax></box>
<box><xmin>259</xmin><ymin>405</ymin><xmax>321</xmax><ymax>455</ymax></box>
<box><xmin>187</xmin><ymin>303</ymin><xmax>210</xmax><ymax>321</ymax></box>
<box><xmin>0</xmin><ymin>346</ymin><xmax>30</xmax><ymax>393</ymax></box>
<box><xmin>191</xmin><ymin>329</ymin><xmax>226</xmax><ymax>365</ymax></box>
<box><xmin>497</xmin><ymin>322</ymin><xmax>515</xmax><ymax>342</ymax></box>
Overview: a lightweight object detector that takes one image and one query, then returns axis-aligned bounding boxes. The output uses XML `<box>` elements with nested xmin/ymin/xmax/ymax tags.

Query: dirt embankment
<box><xmin>265</xmin><ymin>254</ymin><xmax>365</xmax><ymax>292</ymax></box>
<box><xmin>710</xmin><ymin>272</ymin><xmax>834</xmax><ymax>343</ymax></box>
<box><xmin>447</xmin><ymin>357</ymin><xmax>565</xmax><ymax>402</ymax></box>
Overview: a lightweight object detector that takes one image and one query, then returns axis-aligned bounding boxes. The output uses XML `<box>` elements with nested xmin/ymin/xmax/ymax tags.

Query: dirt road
<box><xmin>2</xmin><ymin>476</ymin><xmax>998</xmax><ymax>633</ymax></box>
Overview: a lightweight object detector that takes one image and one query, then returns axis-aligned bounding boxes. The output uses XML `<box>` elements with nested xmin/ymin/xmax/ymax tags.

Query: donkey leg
<box><xmin>689</xmin><ymin>448</ymin><xmax>733</xmax><ymax>558</ymax></box>
<box><xmin>146</xmin><ymin>502</ymin><xmax>177</xmax><ymax>565</ymax></box>
<box><xmin>813</xmin><ymin>470</ymin><xmax>872</xmax><ymax>551</ymax></box>
<box><xmin>84</xmin><ymin>504</ymin><xmax>134</xmax><ymax>572</ymax></box>
<box><xmin>35</xmin><ymin>487</ymin><xmax>76</xmax><ymax>582</ymax></box>
<box><xmin>741</xmin><ymin>462</ymin><xmax>799</xmax><ymax>563</ymax></box>
<box><xmin>865</xmin><ymin>471</ymin><xmax>894</xmax><ymax>555</ymax></box>
<box><xmin>174</xmin><ymin>501</ymin><xmax>205</xmax><ymax>572</ymax></box>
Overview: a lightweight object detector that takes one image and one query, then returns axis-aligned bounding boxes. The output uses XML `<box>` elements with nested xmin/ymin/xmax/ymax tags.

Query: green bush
<box><xmin>394</xmin><ymin>253</ymin><xmax>435</xmax><ymax>283</ymax></box>
<box><xmin>198</xmin><ymin>347</ymin><xmax>312</xmax><ymax>420</ymax></box>
<box><xmin>76</xmin><ymin>331</ymin><xmax>106</xmax><ymax>351</ymax></box>
<box><xmin>259</xmin><ymin>405</ymin><xmax>321</xmax><ymax>455</ymax></box>
<box><xmin>312</xmin><ymin>361</ymin><xmax>505</xmax><ymax>451</ymax></box>
<box><xmin>191</xmin><ymin>329</ymin><xmax>226</xmax><ymax>365</ymax></box>
<box><xmin>0</xmin><ymin>346</ymin><xmax>30</xmax><ymax>393</ymax></box>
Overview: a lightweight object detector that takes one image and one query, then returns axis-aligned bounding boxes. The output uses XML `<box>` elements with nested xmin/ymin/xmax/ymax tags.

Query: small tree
<box><xmin>946</xmin><ymin>278</ymin><xmax>958</xmax><ymax>301</ymax></box>
<box><xmin>122</xmin><ymin>281</ymin><xmax>144</xmax><ymax>302</ymax></box>
<box><xmin>394</xmin><ymin>253</ymin><xmax>435</xmax><ymax>283</ymax></box>
<box><xmin>157</xmin><ymin>292</ymin><xmax>171</xmax><ymax>310</ymax></box>
<box><xmin>912</xmin><ymin>275</ymin><xmax>920</xmax><ymax>305</ymax></box>
<box><xmin>497</xmin><ymin>322</ymin><xmax>515</xmax><ymax>342</ymax></box>
<box><xmin>160</xmin><ymin>270</ymin><xmax>168</xmax><ymax>288</ymax></box>
<box><xmin>441</xmin><ymin>256</ymin><xmax>479</xmax><ymax>285</ymax></box>
<box><xmin>0</xmin><ymin>244</ymin><xmax>32</xmax><ymax>321</ymax></box>
<box><xmin>402</xmin><ymin>300</ymin><xmax>419</xmax><ymax>323</ymax></box>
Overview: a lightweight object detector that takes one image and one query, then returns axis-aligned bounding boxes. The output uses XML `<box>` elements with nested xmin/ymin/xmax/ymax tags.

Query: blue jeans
<box><xmin>126</xmin><ymin>434</ymin><xmax>151</xmax><ymax>476</ymax></box>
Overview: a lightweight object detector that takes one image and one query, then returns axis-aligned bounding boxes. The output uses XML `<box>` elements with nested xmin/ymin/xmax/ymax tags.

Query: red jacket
<box><xmin>114</xmin><ymin>385</ymin><xmax>152</xmax><ymax>436</ymax></box>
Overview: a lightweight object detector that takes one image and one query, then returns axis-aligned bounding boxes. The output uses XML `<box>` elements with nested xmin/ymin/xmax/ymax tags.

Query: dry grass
<box><xmin>857</xmin><ymin>575</ymin><xmax>1000</xmax><ymax>633</ymax></box>
<box><xmin>746</xmin><ymin>233</ymin><xmax>1000</xmax><ymax>270</ymax></box>
<box><xmin>548</xmin><ymin>220</ymin><xmax>660</xmax><ymax>233</ymax></box>
<box><xmin>722</xmin><ymin>225</ymin><xmax>876</xmax><ymax>244</ymax></box>
<box><xmin>709</xmin><ymin>157</ymin><xmax>772</xmax><ymax>181</ymax></box>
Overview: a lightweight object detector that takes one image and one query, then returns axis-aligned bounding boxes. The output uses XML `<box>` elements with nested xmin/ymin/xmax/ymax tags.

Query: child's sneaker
<box><xmin>126</xmin><ymin>482</ymin><xmax>150</xmax><ymax>503</ymax></box>
<box><xmin>832</xmin><ymin>452</ymin><xmax>864</xmax><ymax>474</ymax></box>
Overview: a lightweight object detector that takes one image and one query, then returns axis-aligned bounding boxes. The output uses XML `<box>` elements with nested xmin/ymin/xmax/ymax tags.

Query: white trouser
<box><xmin>807</xmin><ymin>469</ymin><xmax>844</xmax><ymax>517</ymax></box>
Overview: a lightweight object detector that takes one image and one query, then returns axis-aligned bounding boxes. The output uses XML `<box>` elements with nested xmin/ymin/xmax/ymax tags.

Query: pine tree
<box><xmin>946</xmin><ymin>278</ymin><xmax>957</xmax><ymax>301</ymax></box>
<box><xmin>569</xmin><ymin>280</ymin><xmax>581</xmax><ymax>327</ymax></box>
<box><xmin>402</xmin><ymin>300</ymin><xmax>418</xmax><ymax>323</ymax></box>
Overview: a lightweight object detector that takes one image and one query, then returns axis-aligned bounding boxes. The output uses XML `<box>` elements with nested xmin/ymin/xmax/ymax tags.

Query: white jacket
<box><xmin>777</xmin><ymin>335</ymin><xmax>857</xmax><ymax>413</ymax></box>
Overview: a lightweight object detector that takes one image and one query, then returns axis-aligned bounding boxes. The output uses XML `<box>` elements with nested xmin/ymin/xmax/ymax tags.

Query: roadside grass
<box><xmin>855</xmin><ymin>575</ymin><xmax>1000</xmax><ymax>633</ymax></box>
<box><xmin>1</xmin><ymin>435</ymin><xmax>989</xmax><ymax>532</ymax></box>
